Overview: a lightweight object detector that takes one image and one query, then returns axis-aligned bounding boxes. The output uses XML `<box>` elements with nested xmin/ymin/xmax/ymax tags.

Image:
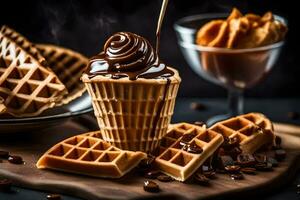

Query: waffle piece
<box><xmin>36</xmin><ymin>44</ymin><xmax>88</xmax><ymax>105</ymax></box>
<box><xmin>37</xmin><ymin>131</ymin><xmax>147</xmax><ymax>178</ymax></box>
<box><xmin>155</xmin><ymin>123</ymin><xmax>224</xmax><ymax>181</ymax></box>
<box><xmin>0</xmin><ymin>26</ymin><xmax>67</xmax><ymax>117</ymax></box>
<box><xmin>210</xmin><ymin>113</ymin><xmax>274</xmax><ymax>154</ymax></box>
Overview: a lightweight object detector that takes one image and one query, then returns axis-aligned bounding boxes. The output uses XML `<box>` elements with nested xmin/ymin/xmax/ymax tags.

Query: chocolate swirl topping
<box><xmin>86</xmin><ymin>32</ymin><xmax>174</xmax><ymax>80</ymax></box>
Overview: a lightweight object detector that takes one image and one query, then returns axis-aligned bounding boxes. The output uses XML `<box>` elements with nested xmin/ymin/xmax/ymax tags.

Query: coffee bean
<box><xmin>194</xmin><ymin>173</ymin><xmax>210</xmax><ymax>185</ymax></box>
<box><xmin>157</xmin><ymin>174</ymin><xmax>173</xmax><ymax>182</ymax></box>
<box><xmin>138</xmin><ymin>155</ymin><xmax>155</xmax><ymax>170</ymax></box>
<box><xmin>237</xmin><ymin>154</ymin><xmax>256</xmax><ymax>167</ymax></box>
<box><xmin>190</xmin><ymin>102</ymin><xmax>206</xmax><ymax>111</ymax></box>
<box><xmin>255</xmin><ymin>162</ymin><xmax>273</xmax><ymax>171</ymax></box>
<box><xmin>218</xmin><ymin>155</ymin><xmax>234</xmax><ymax>169</ymax></box>
<box><xmin>254</xmin><ymin>154</ymin><xmax>267</xmax><ymax>164</ymax></box>
<box><xmin>47</xmin><ymin>194</ymin><xmax>61</xmax><ymax>200</ymax></box>
<box><xmin>144</xmin><ymin>170</ymin><xmax>160</xmax><ymax>179</ymax></box>
<box><xmin>230</xmin><ymin>173</ymin><xmax>244</xmax><ymax>180</ymax></box>
<box><xmin>275</xmin><ymin>149</ymin><xmax>286</xmax><ymax>161</ymax></box>
<box><xmin>8</xmin><ymin>156</ymin><xmax>23</xmax><ymax>164</ymax></box>
<box><xmin>287</xmin><ymin>111</ymin><xmax>299</xmax><ymax>120</ymax></box>
<box><xmin>0</xmin><ymin>179</ymin><xmax>12</xmax><ymax>192</ymax></box>
<box><xmin>225</xmin><ymin>165</ymin><xmax>241</xmax><ymax>174</ymax></box>
<box><xmin>0</xmin><ymin>151</ymin><xmax>9</xmax><ymax>159</ymax></box>
<box><xmin>275</xmin><ymin>136</ymin><xmax>282</xmax><ymax>146</ymax></box>
<box><xmin>143</xmin><ymin>180</ymin><xmax>159</xmax><ymax>193</ymax></box>
<box><xmin>267</xmin><ymin>157</ymin><xmax>279</xmax><ymax>167</ymax></box>
<box><xmin>241</xmin><ymin>168</ymin><xmax>256</xmax><ymax>175</ymax></box>
<box><xmin>203</xmin><ymin>171</ymin><xmax>216</xmax><ymax>179</ymax></box>
<box><xmin>194</xmin><ymin>121</ymin><xmax>205</xmax><ymax>127</ymax></box>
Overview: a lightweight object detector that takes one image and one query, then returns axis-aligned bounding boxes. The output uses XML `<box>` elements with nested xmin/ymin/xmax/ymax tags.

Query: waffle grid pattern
<box><xmin>209</xmin><ymin>113</ymin><xmax>274</xmax><ymax>154</ymax></box>
<box><xmin>0</xmin><ymin>26</ymin><xmax>67</xmax><ymax>117</ymax></box>
<box><xmin>83</xmin><ymin>75</ymin><xmax>180</xmax><ymax>152</ymax></box>
<box><xmin>155</xmin><ymin>123</ymin><xmax>224</xmax><ymax>181</ymax></box>
<box><xmin>37</xmin><ymin>132</ymin><xmax>146</xmax><ymax>178</ymax></box>
<box><xmin>37</xmin><ymin>44</ymin><xmax>88</xmax><ymax>105</ymax></box>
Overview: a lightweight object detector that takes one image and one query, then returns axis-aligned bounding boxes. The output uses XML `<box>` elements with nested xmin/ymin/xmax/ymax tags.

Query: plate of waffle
<box><xmin>0</xmin><ymin>26</ymin><xmax>92</xmax><ymax>133</ymax></box>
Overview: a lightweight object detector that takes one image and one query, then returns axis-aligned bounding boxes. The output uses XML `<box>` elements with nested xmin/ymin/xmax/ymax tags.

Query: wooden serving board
<box><xmin>0</xmin><ymin>121</ymin><xmax>300</xmax><ymax>200</ymax></box>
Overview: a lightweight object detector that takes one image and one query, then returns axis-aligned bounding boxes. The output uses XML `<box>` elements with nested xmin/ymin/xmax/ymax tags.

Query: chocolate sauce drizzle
<box><xmin>86</xmin><ymin>32</ymin><xmax>174</xmax><ymax>80</ymax></box>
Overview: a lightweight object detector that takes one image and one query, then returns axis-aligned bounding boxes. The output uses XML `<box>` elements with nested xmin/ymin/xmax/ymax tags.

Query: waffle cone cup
<box><xmin>82</xmin><ymin>67</ymin><xmax>181</xmax><ymax>152</ymax></box>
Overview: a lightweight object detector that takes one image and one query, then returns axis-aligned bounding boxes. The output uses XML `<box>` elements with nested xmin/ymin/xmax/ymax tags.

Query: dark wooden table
<box><xmin>1</xmin><ymin>98</ymin><xmax>300</xmax><ymax>200</ymax></box>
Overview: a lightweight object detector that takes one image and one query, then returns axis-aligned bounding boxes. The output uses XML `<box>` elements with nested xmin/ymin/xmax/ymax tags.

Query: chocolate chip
<box><xmin>241</xmin><ymin>167</ymin><xmax>256</xmax><ymax>175</ymax></box>
<box><xmin>180</xmin><ymin>132</ymin><xmax>197</xmax><ymax>145</ymax></box>
<box><xmin>0</xmin><ymin>151</ymin><xmax>9</xmax><ymax>159</ymax></box>
<box><xmin>190</xmin><ymin>102</ymin><xmax>206</xmax><ymax>111</ymax></box>
<box><xmin>275</xmin><ymin>136</ymin><xmax>282</xmax><ymax>146</ymax></box>
<box><xmin>143</xmin><ymin>180</ymin><xmax>159</xmax><ymax>193</ymax></box>
<box><xmin>222</xmin><ymin>136</ymin><xmax>239</xmax><ymax>150</ymax></box>
<box><xmin>47</xmin><ymin>194</ymin><xmax>61</xmax><ymax>200</ymax></box>
<box><xmin>194</xmin><ymin>121</ymin><xmax>205</xmax><ymax>127</ymax></box>
<box><xmin>275</xmin><ymin>149</ymin><xmax>286</xmax><ymax>161</ymax></box>
<box><xmin>0</xmin><ymin>179</ymin><xmax>12</xmax><ymax>192</ymax></box>
<box><xmin>184</xmin><ymin>143</ymin><xmax>203</xmax><ymax>154</ymax></box>
<box><xmin>267</xmin><ymin>157</ymin><xmax>279</xmax><ymax>167</ymax></box>
<box><xmin>255</xmin><ymin>162</ymin><xmax>273</xmax><ymax>171</ymax></box>
<box><xmin>194</xmin><ymin>173</ymin><xmax>210</xmax><ymax>185</ymax></box>
<box><xmin>144</xmin><ymin>170</ymin><xmax>160</xmax><ymax>179</ymax></box>
<box><xmin>230</xmin><ymin>173</ymin><xmax>244</xmax><ymax>180</ymax></box>
<box><xmin>218</xmin><ymin>155</ymin><xmax>234</xmax><ymax>169</ymax></box>
<box><xmin>287</xmin><ymin>111</ymin><xmax>299</xmax><ymax>120</ymax></box>
<box><xmin>225</xmin><ymin>165</ymin><xmax>241</xmax><ymax>174</ymax></box>
<box><xmin>157</xmin><ymin>174</ymin><xmax>173</xmax><ymax>182</ymax></box>
<box><xmin>8</xmin><ymin>156</ymin><xmax>23</xmax><ymax>164</ymax></box>
<box><xmin>237</xmin><ymin>154</ymin><xmax>256</xmax><ymax>167</ymax></box>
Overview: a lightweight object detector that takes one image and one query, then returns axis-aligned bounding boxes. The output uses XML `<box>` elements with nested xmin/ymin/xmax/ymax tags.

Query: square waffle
<box><xmin>36</xmin><ymin>44</ymin><xmax>88</xmax><ymax>106</ymax></box>
<box><xmin>155</xmin><ymin>123</ymin><xmax>224</xmax><ymax>182</ymax></box>
<box><xmin>209</xmin><ymin>112</ymin><xmax>274</xmax><ymax>154</ymax></box>
<box><xmin>37</xmin><ymin>131</ymin><xmax>147</xmax><ymax>178</ymax></box>
<box><xmin>0</xmin><ymin>26</ymin><xmax>67</xmax><ymax>117</ymax></box>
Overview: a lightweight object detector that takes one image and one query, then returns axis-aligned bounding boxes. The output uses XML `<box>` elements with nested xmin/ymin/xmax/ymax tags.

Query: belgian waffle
<box><xmin>209</xmin><ymin>112</ymin><xmax>274</xmax><ymax>154</ymax></box>
<box><xmin>37</xmin><ymin>131</ymin><xmax>147</xmax><ymax>178</ymax></box>
<box><xmin>155</xmin><ymin>123</ymin><xmax>224</xmax><ymax>181</ymax></box>
<box><xmin>0</xmin><ymin>26</ymin><xmax>67</xmax><ymax>117</ymax></box>
<box><xmin>36</xmin><ymin>44</ymin><xmax>88</xmax><ymax>105</ymax></box>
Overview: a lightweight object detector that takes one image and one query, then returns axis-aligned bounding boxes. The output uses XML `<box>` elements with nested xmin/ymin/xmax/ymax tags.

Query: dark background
<box><xmin>0</xmin><ymin>0</ymin><xmax>298</xmax><ymax>97</ymax></box>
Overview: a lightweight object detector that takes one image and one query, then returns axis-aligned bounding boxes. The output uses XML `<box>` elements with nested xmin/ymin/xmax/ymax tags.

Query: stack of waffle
<box><xmin>0</xmin><ymin>25</ymin><xmax>88</xmax><ymax>117</ymax></box>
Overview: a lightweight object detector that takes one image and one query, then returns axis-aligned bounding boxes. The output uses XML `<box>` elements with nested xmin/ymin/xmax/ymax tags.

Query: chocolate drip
<box><xmin>150</xmin><ymin>78</ymin><xmax>171</xmax><ymax>138</ymax></box>
<box><xmin>86</xmin><ymin>32</ymin><xmax>174</xmax><ymax>80</ymax></box>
